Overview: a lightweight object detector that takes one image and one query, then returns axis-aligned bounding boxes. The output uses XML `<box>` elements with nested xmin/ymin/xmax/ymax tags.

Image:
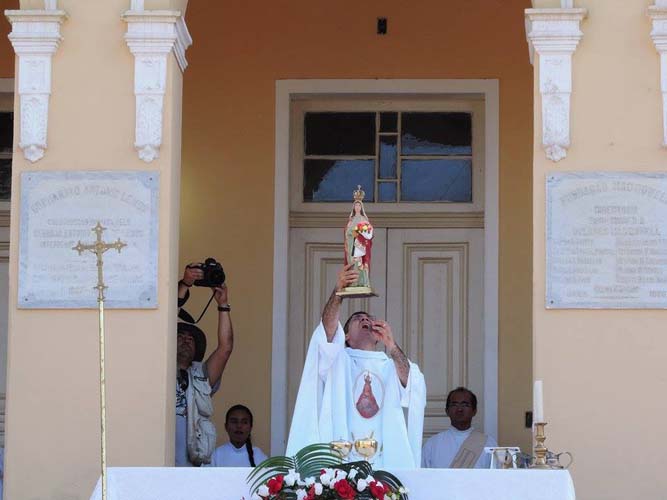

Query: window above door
<box><xmin>291</xmin><ymin>97</ymin><xmax>485</xmax><ymax>214</ymax></box>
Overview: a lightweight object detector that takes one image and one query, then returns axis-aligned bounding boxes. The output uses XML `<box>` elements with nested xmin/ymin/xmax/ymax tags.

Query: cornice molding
<box><xmin>5</xmin><ymin>8</ymin><xmax>67</xmax><ymax>163</ymax></box>
<box><xmin>289</xmin><ymin>211</ymin><xmax>484</xmax><ymax>229</ymax></box>
<box><xmin>525</xmin><ymin>7</ymin><xmax>586</xmax><ymax>162</ymax></box>
<box><xmin>122</xmin><ymin>9</ymin><xmax>192</xmax><ymax>163</ymax></box>
<box><xmin>649</xmin><ymin>5</ymin><xmax>667</xmax><ymax>147</ymax></box>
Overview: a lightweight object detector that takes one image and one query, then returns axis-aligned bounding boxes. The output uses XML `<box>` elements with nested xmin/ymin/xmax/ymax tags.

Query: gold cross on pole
<box><xmin>72</xmin><ymin>222</ymin><xmax>126</xmax><ymax>500</ymax></box>
<box><xmin>73</xmin><ymin>222</ymin><xmax>127</xmax><ymax>302</ymax></box>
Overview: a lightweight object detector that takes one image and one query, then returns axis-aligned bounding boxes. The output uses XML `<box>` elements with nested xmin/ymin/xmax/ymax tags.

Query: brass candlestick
<box><xmin>531</xmin><ymin>422</ymin><xmax>549</xmax><ymax>469</ymax></box>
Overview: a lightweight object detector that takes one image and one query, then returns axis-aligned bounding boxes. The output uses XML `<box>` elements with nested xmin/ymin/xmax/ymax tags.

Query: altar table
<box><xmin>90</xmin><ymin>467</ymin><xmax>575</xmax><ymax>500</ymax></box>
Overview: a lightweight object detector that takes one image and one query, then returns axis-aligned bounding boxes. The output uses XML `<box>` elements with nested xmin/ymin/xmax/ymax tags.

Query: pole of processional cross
<box><xmin>72</xmin><ymin>222</ymin><xmax>127</xmax><ymax>500</ymax></box>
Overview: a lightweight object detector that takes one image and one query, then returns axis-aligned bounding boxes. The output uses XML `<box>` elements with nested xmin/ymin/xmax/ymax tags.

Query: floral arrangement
<box><xmin>355</xmin><ymin>222</ymin><xmax>373</xmax><ymax>237</ymax></box>
<box><xmin>247</xmin><ymin>444</ymin><xmax>408</xmax><ymax>500</ymax></box>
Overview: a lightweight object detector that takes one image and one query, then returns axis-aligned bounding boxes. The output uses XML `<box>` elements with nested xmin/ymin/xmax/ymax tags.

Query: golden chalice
<box><xmin>330</xmin><ymin>439</ymin><xmax>353</xmax><ymax>459</ymax></box>
<box><xmin>354</xmin><ymin>434</ymin><xmax>378</xmax><ymax>461</ymax></box>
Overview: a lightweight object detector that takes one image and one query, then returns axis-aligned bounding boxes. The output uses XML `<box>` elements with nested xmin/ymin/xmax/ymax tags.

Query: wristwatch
<box><xmin>218</xmin><ymin>304</ymin><xmax>231</xmax><ymax>312</ymax></box>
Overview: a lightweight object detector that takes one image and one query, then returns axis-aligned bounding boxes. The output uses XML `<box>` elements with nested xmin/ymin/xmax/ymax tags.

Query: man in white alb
<box><xmin>422</xmin><ymin>387</ymin><xmax>496</xmax><ymax>468</ymax></box>
<box><xmin>287</xmin><ymin>265</ymin><xmax>426</xmax><ymax>468</ymax></box>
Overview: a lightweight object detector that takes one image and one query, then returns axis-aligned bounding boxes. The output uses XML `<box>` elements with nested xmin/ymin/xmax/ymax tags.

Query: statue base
<box><xmin>336</xmin><ymin>286</ymin><xmax>378</xmax><ymax>298</ymax></box>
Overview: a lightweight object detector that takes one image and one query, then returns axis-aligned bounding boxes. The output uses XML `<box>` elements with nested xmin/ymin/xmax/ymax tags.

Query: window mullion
<box><xmin>397</xmin><ymin>111</ymin><xmax>402</xmax><ymax>203</ymax></box>
<box><xmin>374</xmin><ymin>111</ymin><xmax>380</xmax><ymax>203</ymax></box>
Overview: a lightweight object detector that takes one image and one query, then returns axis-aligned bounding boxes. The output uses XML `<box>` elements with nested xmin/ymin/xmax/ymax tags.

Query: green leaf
<box><xmin>372</xmin><ymin>470</ymin><xmax>409</xmax><ymax>500</ymax></box>
<box><xmin>292</xmin><ymin>443</ymin><xmax>341</xmax><ymax>477</ymax></box>
<box><xmin>247</xmin><ymin>443</ymin><xmax>341</xmax><ymax>493</ymax></box>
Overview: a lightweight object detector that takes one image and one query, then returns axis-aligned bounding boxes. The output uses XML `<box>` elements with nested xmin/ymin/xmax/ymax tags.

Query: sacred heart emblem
<box><xmin>355</xmin><ymin>372</ymin><xmax>381</xmax><ymax>418</ymax></box>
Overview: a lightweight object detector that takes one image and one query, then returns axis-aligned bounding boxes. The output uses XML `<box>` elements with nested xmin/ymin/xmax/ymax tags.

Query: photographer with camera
<box><xmin>176</xmin><ymin>260</ymin><xmax>233</xmax><ymax>467</ymax></box>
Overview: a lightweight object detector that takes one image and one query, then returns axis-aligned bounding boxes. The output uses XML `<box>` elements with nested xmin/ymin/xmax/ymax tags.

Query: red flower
<box><xmin>369</xmin><ymin>480</ymin><xmax>387</xmax><ymax>499</ymax></box>
<box><xmin>334</xmin><ymin>479</ymin><xmax>356</xmax><ymax>499</ymax></box>
<box><xmin>306</xmin><ymin>485</ymin><xmax>317</xmax><ymax>500</ymax></box>
<box><xmin>267</xmin><ymin>475</ymin><xmax>284</xmax><ymax>495</ymax></box>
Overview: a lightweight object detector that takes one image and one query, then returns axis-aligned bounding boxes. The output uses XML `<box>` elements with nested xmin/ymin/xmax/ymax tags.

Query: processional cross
<box><xmin>73</xmin><ymin>222</ymin><xmax>127</xmax><ymax>500</ymax></box>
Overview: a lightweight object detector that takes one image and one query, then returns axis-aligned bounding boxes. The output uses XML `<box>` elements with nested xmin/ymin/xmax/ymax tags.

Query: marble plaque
<box><xmin>19</xmin><ymin>171</ymin><xmax>159</xmax><ymax>308</ymax></box>
<box><xmin>547</xmin><ymin>172</ymin><xmax>667</xmax><ymax>309</ymax></box>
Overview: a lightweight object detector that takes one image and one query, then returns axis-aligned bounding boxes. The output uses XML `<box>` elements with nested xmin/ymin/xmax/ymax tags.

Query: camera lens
<box><xmin>211</xmin><ymin>269</ymin><xmax>225</xmax><ymax>285</ymax></box>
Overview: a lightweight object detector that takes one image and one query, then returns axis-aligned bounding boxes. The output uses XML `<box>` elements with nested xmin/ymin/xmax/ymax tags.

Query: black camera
<box><xmin>192</xmin><ymin>258</ymin><xmax>226</xmax><ymax>288</ymax></box>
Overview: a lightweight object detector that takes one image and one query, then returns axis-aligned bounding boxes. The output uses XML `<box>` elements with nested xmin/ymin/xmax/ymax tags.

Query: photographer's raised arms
<box><xmin>175</xmin><ymin>262</ymin><xmax>234</xmax><ymax>467</ymax></box>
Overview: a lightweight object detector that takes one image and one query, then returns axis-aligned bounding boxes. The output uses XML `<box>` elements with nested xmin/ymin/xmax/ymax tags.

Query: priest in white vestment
<box><xmin>422</xmin><ymin>387</ymin><xmax>496</xmax><ymax>469</ymax></box>
<box><xmin>287</xmin><ymin>265</ymin><xmax>426</xmax><ymax>468</ymax></box>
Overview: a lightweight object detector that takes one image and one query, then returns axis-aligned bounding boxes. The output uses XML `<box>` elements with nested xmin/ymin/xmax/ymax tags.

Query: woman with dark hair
<box><xmin>208</xmin><ymin>405</ymin><xmax>268</xmax><ymax>467</ymax></box>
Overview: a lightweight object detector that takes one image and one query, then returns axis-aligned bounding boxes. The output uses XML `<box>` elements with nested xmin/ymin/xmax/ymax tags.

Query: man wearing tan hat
<box><xmin>175</xmin><ymin>264</ymin><xmax>234</xmax><ymax>466</ymax></box>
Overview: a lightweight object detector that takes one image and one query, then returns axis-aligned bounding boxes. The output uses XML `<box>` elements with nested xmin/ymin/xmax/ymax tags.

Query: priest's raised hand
<box><xmin>371</xmin><ymin>319</ymin><xmax>410</xmax><ymax>388</ymax></box>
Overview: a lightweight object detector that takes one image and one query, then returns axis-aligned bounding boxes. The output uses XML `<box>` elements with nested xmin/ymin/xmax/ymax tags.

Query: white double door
<box><xmin>288</xmin><ymin>226</ymin><xmax>485</xmax><ymax>440</ymax></box>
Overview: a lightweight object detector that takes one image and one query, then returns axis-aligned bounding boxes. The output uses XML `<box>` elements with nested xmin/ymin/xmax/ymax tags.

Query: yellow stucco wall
<box><xmin>4</xmin><ymin>1</ymin><xmax>182</xmax><ymax>498</ymax></box>
<box><xmin>182</xmin><ymin>0</ymin><xmax>534</xmax><ymax>455</ymax></box>
<box><xmin>532</xmin><ymin>1</ymin><xmax>667</xmax><ymax>498</ymax></box>
<box><xmin>0</xmin><ymin>0</ymin><xmax>534</xmax><ymax>497</ymax></box>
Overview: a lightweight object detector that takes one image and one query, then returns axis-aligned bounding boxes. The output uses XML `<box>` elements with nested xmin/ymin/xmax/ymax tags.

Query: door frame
<box><xmin>271</xmin><ymin>79</ymin><xmax>499</xmax><ymax>455</ymax></box>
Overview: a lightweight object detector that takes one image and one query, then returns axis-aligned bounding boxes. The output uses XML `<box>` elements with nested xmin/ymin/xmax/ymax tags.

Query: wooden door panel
<box><xmin>386</xmin><ymin>229</ymin><xmax>484</xmax><ymax>439</ymax></box>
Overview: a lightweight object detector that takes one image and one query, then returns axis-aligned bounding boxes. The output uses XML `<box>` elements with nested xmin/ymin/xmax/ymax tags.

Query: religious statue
<box><xmin>337</xmin><ymin>185</ymin><xmax>376</xmax><ymax>297</ymax></box>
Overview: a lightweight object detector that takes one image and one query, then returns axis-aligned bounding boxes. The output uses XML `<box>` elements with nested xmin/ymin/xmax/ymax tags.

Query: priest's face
<box><xmin>345</xmin><ymin>312</ymin><xmax>377</xmax><ymax>350</ymax></box>
<box><xmin>446</xmin><ymin>391</ymin><xmax>477</xmax><ymax>431</ymax></box>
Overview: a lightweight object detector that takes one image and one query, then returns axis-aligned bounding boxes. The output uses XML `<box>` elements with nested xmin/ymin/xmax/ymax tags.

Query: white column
<box><xmin>525</xmin><ymin>8</ymin><xmax>586</xmax><ymax>162</ymax></box>
<box><xmin>649</xmin><ymin>4</ymin><xmax>667</xmax><ymax>147</ymax></box>
<box><xmin>5</xmin><ymin>8</ymin><xmax>67</xmax><ymax>163</ymax></box>
<box><xmin>122</xmin><ymin>10</ymin><xmax>192</xmax><ymax>163</ymax></box>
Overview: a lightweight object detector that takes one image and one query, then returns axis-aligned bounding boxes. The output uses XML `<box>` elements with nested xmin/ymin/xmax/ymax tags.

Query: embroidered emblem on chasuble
<box><xmin>354</xmin><ymin>371</ymin><xmax>384</xmax><ymax>418</ymax></box>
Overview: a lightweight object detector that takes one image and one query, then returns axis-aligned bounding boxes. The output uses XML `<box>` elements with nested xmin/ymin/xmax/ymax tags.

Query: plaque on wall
<box><xmin>19</xmin><ymin>171</ymin><xmax>159</xmax><ymax>308</ymax></box>
<box><xmin>547</xmin><ymin>172</ymin><xmax>667</xmax><ymax>309</ymax></box>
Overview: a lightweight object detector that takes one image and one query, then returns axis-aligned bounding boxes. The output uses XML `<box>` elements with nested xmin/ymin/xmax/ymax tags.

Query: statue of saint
<box><xmin>338</xmin><ymin>185</ymin><xmax>376</xmax><ymax>297</ymax></box>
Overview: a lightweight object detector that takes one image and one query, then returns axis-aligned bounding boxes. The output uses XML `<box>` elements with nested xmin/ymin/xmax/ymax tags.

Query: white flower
<box><xmin>320</xmin><ymin>469</ymin><xmax>333</xmax><ymax>486</ymax></box>
<box><xmin>314</xmin><ymin>483</ymin><xmax>323</xmax><ymax>495</ymax></box>
<box><xmin>305</xmin><ymin>477</ymin><xmax>316</xmax><ymax>487</ymax></box>
<box><xmin>366</xmin><ymin>475</ymin><xmax>375</xmax><ymax>483</ymax></box>
<box><xmin>347</xmin><ymin>468</ymin><xmax>358</xmax><ymax>480</ymax></box>
<box><xmin>356</xmin><ymin>478</ymin><xmax>368</xmax><ymax>492</ymax></box>
<box><xmin>251</xmin><ymin>494</ymin><xmax>262</xmax><ymax>500</ymax></box>
<box><xmin>334</xmin><ymin>469</ymin><xmax>348</xmax><ymax>482</ymax></box>
<box><xmin>399</xmin><ymin>486</ymin><xmax>409</xmax><ymax>494</ymax></box>
<box><xmin>257</xmin><ymin>485</ymin><xmax>269</xmax><ymax>497</ymax></box>
<box><xmin>285</xmin><ymin>468</ymin><xmax>300</xmax><ymax>487</ymax></box>
<box><xmin>384</xmin><ymin>495</ymin><xmax>392</xmax><ymax>500</ymax></box>
<box><xmin>295</xmin><ymin>489</ymin><xmax>308</xmax><ymax>500</ymax></box>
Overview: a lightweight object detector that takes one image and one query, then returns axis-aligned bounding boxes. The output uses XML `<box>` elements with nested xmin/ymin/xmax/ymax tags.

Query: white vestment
<box><xmin>421</xmin><ymin>427</ymin><xmax>497</xmax><ymax>469</ymax></box>
<box><xmin>286</xmin><ymin>322</ymin><xmax>426</xmax><ymax>468</ymax></box>
<box><xmin>206</xmin><ymin>442</ymin><xmax>268</xmax><ymax>467</ymax></box>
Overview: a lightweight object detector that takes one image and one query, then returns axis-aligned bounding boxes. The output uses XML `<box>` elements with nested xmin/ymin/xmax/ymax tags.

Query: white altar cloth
<box><xmin>90</xmin><ymin>467</ymin><xmax>575</xmax><ymax>500</ymax></box>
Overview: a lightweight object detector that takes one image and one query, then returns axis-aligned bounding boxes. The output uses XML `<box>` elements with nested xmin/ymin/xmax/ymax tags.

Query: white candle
<box><xmin>533</xmin><ymin>380</ymin><xmax>544</xmax><ymax>423</ymax></box>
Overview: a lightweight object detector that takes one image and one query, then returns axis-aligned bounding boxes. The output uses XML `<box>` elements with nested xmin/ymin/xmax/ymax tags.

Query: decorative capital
<box><xmin>649</xmin><ymin>4</ymin><xmax>667</xmax><ymax>147</ymax></box>
<box><xmin>5</xmin><ymin>8</ymin><xmax>67</xmax><ymax>163</ymax></box>
<box><xmin>122</xmin><ymin>10</ymin><xmax>191</xmax><ymax>71</ymax></box>
<box><xmin>5</xmin><ymin>9</ymin><xmax>67</xmax><ymax>54</ymax></box>
<box><xmin>122</xmin><ymin>9</ymin><xmax>191</xmax><ymax>163</ymax></box>
<box><xmin>525</xmin><ymin>8</ymin><xmax>587</xmax><ymax>63</ymax></box>
<box><xmin>525</xmin><ymin>7</ymin><xmax>587</xmax><ymax>162</ymax></box>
